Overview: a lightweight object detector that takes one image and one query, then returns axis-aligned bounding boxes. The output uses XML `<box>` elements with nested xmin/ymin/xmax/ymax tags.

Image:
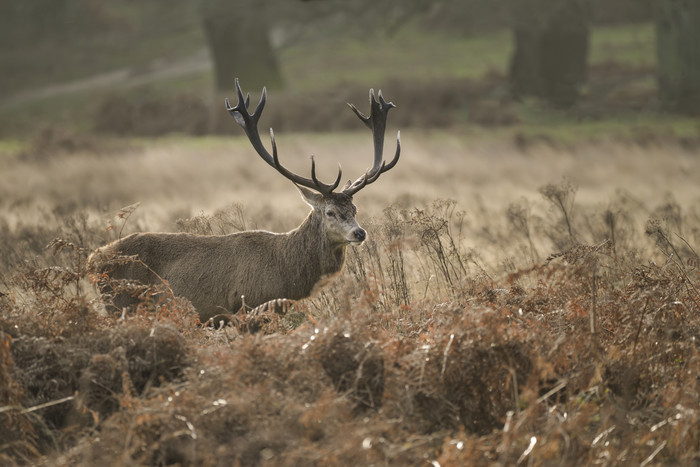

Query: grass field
<box><xmin>1</xmin><ymin>127</ymin><xmax>700</xmax><ymax>465</ymax></box>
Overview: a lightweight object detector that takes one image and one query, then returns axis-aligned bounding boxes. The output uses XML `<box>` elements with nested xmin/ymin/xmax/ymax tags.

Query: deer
<box><xmin>88</xmin><ymin>79</ymin><xmax>400</xmax><ymax>323</ymax></box>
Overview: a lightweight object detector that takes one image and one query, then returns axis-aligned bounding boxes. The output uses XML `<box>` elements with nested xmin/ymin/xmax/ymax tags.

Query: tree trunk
<box><xmin>200</xmin><ymin>0</ymin><xmax>284</xmax><ymax>92</ymax></box>
<box><xmin>509</xmin><ymin>0</ymin><xmax>591</xmax><ymax>107</ymax></box>
<box><xmin>655</xmin><ymin>0</ymin><xmax>700</xmax><ymax>115</ymax></box>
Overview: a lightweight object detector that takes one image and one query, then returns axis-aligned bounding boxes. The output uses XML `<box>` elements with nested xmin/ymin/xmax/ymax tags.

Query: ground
<box><xmin>1</xmin><ymin>131</ymin><xmax>699</xmax><ymax>465</ymax></box>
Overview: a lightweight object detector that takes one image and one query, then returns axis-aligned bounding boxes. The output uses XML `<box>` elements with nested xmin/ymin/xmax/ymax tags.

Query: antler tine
<box><xmin>348</xmin><ymin>102</ymin><xmax>371</xmax><ymax>130</ymax></box>
<box><xmin>343</xmin><ymin>89</ymin><xmax>401</xmax><ymax>196</ymax></box>
<box><xmin>310</xmin><ymin>157</ymin><xmax>343</xmax><ymax>193</ymax></box>
<box><xmin>227</xmin><ymin>79</ymin><xmax>342</xmax><ymax>195</ymax></box>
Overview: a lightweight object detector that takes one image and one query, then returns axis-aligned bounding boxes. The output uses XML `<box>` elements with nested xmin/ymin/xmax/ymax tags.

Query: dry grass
<box><xmin>1</xmin><ymin>133</ymin><xmax>700</xmax><ymax>465</ymax></box>
<box><xmin>2</xmin><ymin>130</ymin><xmax>699</xmax><ymax>230</ymax></box>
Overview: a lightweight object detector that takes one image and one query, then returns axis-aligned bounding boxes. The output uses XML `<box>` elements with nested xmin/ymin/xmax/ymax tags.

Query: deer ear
<box><xmin>296</xmin><ymin>184</ymin><xmax>323</xmax><ymax>207</ymax></box>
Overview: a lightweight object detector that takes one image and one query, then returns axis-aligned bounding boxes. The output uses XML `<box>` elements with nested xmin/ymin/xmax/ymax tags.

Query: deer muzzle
<box><xmin>351</xmin><ymin>228</ymin><xmax>367</xmax><ymax>244</ymax></box>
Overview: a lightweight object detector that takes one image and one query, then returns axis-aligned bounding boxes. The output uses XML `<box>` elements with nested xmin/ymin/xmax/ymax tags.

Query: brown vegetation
<box><xmin>1</xmin><ymin>165</ymin><xmax>699</xmax><ymax>464</ymax></box>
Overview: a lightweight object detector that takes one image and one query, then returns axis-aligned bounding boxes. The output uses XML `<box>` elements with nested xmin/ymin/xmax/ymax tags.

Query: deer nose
<box><xmin>353</xmin><ymin>228</ymin><xmax>366</xmax><ymax>243</ymax></box>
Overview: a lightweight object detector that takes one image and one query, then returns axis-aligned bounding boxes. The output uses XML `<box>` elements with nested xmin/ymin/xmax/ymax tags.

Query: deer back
<box><xmin>89</xmin><ymin>209</ymin><xmax>348</xmax><ymax>321</ymax></box>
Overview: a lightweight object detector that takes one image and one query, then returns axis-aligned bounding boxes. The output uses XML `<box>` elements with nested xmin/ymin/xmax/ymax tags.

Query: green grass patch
<box><xmin>590</xmin><ymin>22</ymin><xmax>656</xmax><ymax>68</ymax></box>
<box><xmin>513</xmin><ymin>116</ymin><xmax>699</xmax><ymax>146</ymax></box>
<box><xmin>0</xmin><ymin>138</ymin><xmax>25</xmax><ymax>157</ymax></box>
<box><xmin>282</xmin><ymin>27</ymin><xmax>512</xmax><ymax>90</ymax></box>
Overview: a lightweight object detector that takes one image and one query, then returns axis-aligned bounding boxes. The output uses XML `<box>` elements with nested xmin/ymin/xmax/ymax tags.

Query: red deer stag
<box><xmin>89</xmin><ymin>79</ymin><xmax>400</xmax><ymax>322</ymax></box>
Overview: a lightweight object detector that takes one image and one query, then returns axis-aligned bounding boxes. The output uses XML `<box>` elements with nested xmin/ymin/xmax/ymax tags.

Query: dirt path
<box><xmin>1</xmin><ymin>48</ymin><xmax>211</xmax><ymax>111</ymax></box>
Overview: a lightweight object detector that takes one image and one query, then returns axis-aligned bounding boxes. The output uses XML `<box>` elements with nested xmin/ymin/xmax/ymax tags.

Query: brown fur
<box><xmin>88</xmin><ymin>191</ymin><xmax>361</xmax><ymax>322</ymax></box>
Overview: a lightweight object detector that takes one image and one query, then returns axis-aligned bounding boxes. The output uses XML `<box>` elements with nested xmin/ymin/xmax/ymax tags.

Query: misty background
<box><xmin>1</xmin><ymin>0</ymin><xmax>698</xmax><ymax>143</ymax></box>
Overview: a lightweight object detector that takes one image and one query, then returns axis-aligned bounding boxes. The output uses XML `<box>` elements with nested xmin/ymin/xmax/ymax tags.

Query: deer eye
<box><xmin>326</xmin><ymin>210</ymin><xmax>336</xmax><ymax>218</ymax></box>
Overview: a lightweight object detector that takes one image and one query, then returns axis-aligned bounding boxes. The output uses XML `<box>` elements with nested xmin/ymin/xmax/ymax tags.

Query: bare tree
<box><xmin>509</xmin><ymin>0</ymin><xmax>591</xmax><ymax>107</ymax></box>
<box><xmin>656</xmin><ymin>0</ymin><xmax>700</xmax><ymax>114</ymax></box>
<box><xmin>200</xmin><ymin>0</ymin><xmax>283</xmax><ymax>91</ymax></box>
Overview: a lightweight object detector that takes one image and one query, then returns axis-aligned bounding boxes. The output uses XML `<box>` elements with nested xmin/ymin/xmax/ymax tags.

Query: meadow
<box><xmin>1</xmin><ymin>125</ymin><xmax>699</xmax><ymax>465</ymax></box>
<box><xmin>2</xmin><ymin>9</ymin><xmax>700</xmax><ymax>465</ymax></box>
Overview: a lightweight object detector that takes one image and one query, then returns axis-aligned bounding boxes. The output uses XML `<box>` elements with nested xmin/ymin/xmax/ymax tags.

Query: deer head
<box><xmin>225</xmin><ymin>79</ymin><xmax>400</xmax><ymax>245</ymax></box>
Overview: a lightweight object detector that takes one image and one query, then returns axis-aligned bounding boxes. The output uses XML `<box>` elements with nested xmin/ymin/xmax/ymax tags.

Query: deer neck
<box><xmin>289</xmin><ymin>210</ymin><xmax>347</xmax><ymax>277</ymax></box>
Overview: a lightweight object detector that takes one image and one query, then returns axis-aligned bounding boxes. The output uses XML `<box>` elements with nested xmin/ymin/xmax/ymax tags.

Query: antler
<box><xmin>225</xmin><ymin>78</ymin><xmax>342</xmax><ymax>195</ymax></box>
<box><xmin>342</xmin><ymin>89</ymin><xmax>401</xmax><ymax>196</ymax></box>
